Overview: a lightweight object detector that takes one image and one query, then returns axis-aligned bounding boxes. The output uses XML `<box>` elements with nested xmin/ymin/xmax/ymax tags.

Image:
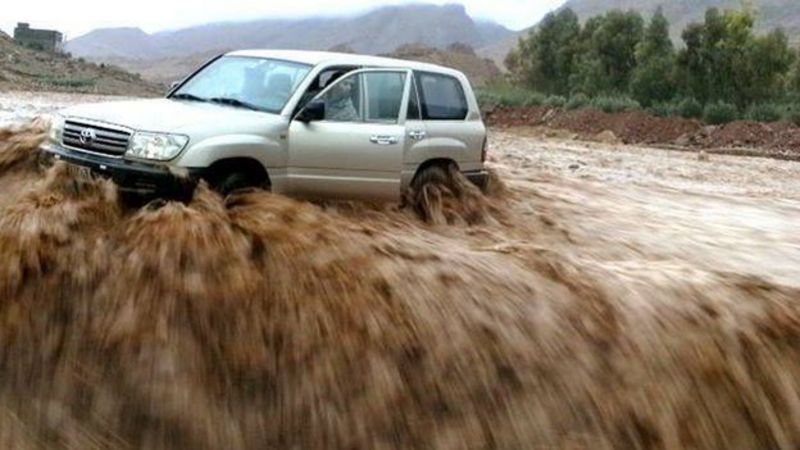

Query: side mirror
<box><xmin>296</xmin><ymin>99</ymin><xmax>325</xmax><ymax>123</ymax></box>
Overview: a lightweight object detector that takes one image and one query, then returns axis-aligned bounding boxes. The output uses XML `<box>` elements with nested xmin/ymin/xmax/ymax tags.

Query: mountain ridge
<box><xmin>66</xmin><ymin>4</ymin><xmax>514</xmax><ymax>61</ymax></box>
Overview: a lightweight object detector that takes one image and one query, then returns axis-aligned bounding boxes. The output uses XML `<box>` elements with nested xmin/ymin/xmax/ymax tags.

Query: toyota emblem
<box><xmin>79</xmin><ymin>128</ymin><xmax>96</xmax><ymax>145</ymax></box>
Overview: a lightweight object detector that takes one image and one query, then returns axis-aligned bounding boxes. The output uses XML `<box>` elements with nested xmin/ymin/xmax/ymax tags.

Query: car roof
<box><xmin>226</xmin><ymin>49</ymin><xmax>464</xmax><ymax>78</ymax></box>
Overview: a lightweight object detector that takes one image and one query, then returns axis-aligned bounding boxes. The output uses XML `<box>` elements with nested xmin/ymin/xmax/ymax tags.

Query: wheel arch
<box><xmin>205</xmin><ymin>157</ymin><xmax>271</xmax><ymax>187</ymax></box>
<box><xmin>411</xmin><ymin>158</ymin><xmax>459</xmax><ymax>184</ymax></box>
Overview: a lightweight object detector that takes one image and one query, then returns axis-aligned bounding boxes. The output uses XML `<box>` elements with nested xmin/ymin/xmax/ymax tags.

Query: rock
<box><xmin>594</xmin><ymin>130</ymin><xmax>621</xmax><ymax>145</ymax></box>
<box><xmin>675</xmin><ymin>133</ymin><xmax>692</xmax><ymax>147</ymax></box>
<box><xmin>568</xmin><ymin>163</ymin><xmax>580</xmax><ymax>170</ymax></box>
<box><xmin>542</xmin><ymin>109</ymin><xmax>557</xmax><ymax>123</ymax></box>
<box><xmin>698</xmin><ymin>150</ymin><xmax>710</xmax><ymax>162</ymax></box>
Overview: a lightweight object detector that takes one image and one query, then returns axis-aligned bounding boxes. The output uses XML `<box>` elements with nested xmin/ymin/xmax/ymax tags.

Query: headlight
<box><xmin>48</xmin><ymin>114</ymin><xmax>65</xmax><ymax>144</ymax></box>
<box><xmin>126</xmin><ymin>132</ymin><xmax>189</xmax><ymax>161</ymax></box>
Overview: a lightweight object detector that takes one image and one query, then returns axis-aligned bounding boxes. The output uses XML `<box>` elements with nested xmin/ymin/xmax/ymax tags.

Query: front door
<box><xmin>287</xmin><ymin>69</ymin><xmax>411</xmax><ymax>201</ymax></box>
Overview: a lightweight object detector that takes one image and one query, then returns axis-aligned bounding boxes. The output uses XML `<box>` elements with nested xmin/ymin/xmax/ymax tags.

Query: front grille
<box><xmin>62</xmin><ymin>120</ymin><xmax>131</xmax><ymax>157</ymax></box>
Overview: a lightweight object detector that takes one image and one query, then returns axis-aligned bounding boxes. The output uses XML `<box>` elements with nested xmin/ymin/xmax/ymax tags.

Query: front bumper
<box><xmin>41</xmin><ymin>143</ymin><xmax>196</xmax><ymax>195</ymax></box>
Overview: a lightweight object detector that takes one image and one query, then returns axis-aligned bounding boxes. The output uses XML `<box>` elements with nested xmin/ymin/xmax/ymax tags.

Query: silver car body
<box><xmin>44</xmin><ymin>50</ymin><xmax>488</xmax><ymax>201</ymax></box>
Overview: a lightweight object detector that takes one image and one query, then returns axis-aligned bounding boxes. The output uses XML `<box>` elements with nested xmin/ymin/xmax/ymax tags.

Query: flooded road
<box><xmin>0</xmin><ymin>91</ymin><xmax>135</xmax><ymax>126</ymax></box>
<box><xmin>0</xmin><ymin>108</ymin><xmax>798</xmax><ymax>448</ymax></box>
<box><xmin>492</xmin><ymin>130</ymin><xmax>800</xmax><ymax>286</ymax></box>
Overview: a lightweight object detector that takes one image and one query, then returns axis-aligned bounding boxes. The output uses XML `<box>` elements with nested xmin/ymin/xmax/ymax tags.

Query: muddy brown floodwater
<box><xmin>0</xmin><ymin>121</ymin><xmax>798</xmax><ymax>449</ymax></box>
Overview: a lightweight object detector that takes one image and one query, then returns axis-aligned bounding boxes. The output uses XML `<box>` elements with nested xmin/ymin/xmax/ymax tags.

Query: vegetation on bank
<box><xmin>489</xmin><ymin>6</ymin><xmax>800</xmax><ymax>125</ymax></box>
<box><xmin>0</xmin><ymin>33</ymin><xmax>161</xmax><ymax>96</ymax></box>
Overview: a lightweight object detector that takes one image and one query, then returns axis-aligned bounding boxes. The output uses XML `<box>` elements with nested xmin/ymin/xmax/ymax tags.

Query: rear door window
<box><xmin>364</xmin><ymin>72</ymin><xmax>407</xmax><ymax>123</ymax></box>
<box><xmin>415</xmin><ymin>72</ymin><xmax>468</xmax><ymax>121</ymax></box>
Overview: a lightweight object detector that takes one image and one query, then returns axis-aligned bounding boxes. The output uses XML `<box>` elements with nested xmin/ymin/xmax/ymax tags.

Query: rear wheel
<box><xmin>407</xmin><ymin>163</ymin><xmax>456</xmax><ymax>224</ymax></box>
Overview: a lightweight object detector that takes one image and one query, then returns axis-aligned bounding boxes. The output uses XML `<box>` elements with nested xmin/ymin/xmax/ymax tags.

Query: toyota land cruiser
<box><xmin>42</xmin><ymin>50</ymin><xmax>489</xmax><ymax>201</ymax></box>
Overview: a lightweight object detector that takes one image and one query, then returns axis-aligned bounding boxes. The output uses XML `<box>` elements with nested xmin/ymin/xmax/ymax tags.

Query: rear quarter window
<box><xmin>415</xmin><ymin>72</ymin><xmax>468</xmax><ymax>121</ymax></box>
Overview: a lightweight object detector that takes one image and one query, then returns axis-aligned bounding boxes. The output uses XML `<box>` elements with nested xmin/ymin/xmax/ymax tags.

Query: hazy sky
<box><xmin>1</xmin><ymin>0</ymin><xmax>566</xmax><ymax>39</ymax></box>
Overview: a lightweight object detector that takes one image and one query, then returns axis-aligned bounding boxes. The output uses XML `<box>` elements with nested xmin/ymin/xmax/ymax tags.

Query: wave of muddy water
<box><xmin>0</xmin><ymin>121</ymin><xmax>798</xmax><ymax>449</ymax></box>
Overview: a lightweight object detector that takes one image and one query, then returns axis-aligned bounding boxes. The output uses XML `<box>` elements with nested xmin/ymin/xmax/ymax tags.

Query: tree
<box><xmin>789</xmin><ymin>50</ymin><xmax>800</xmax><ymax>98</ymax></box>
<box><xmin>675</xmin><ymin>8</ymin><xmax>792</xmax><ymax>107</ymax></box>
<box><xmin>510</xmin><ymin>8</ymin><xmax>580</xmax><ymax>95</ymax></box>
<box><xmin>741</xmin><ymin>29</ymin><xmax>795</xmax><ymax>102</ymax></box>
<box><xmin>630</xmin><ymin>7</ymin><xmax>676</xmax><ymax>106</ymax></box>
<box><xmin>569</xmin><ymin>10</ymin><xmax>645</xmax><ymax>95</ymax></box>
<box><xmin>504</xmin><ymin>5</ymin><xmax>797</xmax><ymax>112</ymax></box>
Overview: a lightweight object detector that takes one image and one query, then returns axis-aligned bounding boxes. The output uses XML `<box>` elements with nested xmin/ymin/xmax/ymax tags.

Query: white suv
<box><xmin>43</xmin><ymin>50</ymin><xmax>489</xmax><ymax>201</ymax></box>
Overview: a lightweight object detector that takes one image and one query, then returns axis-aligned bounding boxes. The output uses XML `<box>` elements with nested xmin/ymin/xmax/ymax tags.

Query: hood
<box><xmin>60</xmin><ymin>98</ymin><xmax>286</xmax><ymax>134</ymax></box>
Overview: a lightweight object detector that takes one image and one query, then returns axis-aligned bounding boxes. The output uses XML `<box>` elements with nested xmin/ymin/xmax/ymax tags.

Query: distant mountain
<box><xmin>480</xmin><ymin>0</ymin><xmax>800</xmax><ymax>69</ymax></box>
<box><xmin>383</xmin><ymin>43</ymin><xmax>501</xmax><ymax>84</ymax></box>
<box><xmin>66</xmin><ymin>4</ymin><xmax>514</xmax><ymax>61</ymax></box>
<box><xmin>66</xmin><ymin>27</ymin><xmax>158</xmax><ymax>60</ymax></box>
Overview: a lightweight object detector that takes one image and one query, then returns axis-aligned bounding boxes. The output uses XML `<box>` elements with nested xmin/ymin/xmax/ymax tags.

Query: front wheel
<box><xmin>213</xmin><ymin>171</ymin><xmax>268</xmax><ymax>196</ymax></box>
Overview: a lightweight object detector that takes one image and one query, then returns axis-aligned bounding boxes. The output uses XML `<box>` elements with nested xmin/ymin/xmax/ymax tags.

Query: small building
<box><xmin>13</xmin><ymin>23</ymin><xmax>63</xmax><ymax>52</ymax></box>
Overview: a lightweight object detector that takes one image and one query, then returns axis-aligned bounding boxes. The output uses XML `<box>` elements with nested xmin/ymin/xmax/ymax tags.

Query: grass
<box><xmin>703</xmin><ymin>102</ymin><xmax>739</xmax><ymax>125</ymax></box>
<box><xmin>566</xmin><ymin>93</ymin><xmax>590</xmax><ymax>110</ymax></box>
<box><xmin>475</xmin><ymin>85</ymin><xmax>545</xmax><ymax>108</ymax></box>
<box><xmin>476</xmin><ymin>84</ymin><xmax>800</xmax><ymax>126</ymax></box>
<box><xmin>590</xmin><ymin>95</ymin><xmax>640</xmax><ymax>113</ymax></box>
<box><xmin>39</xmin><ymin>76</ymin><xmax>96</xmax><ymax>89</ymax></box>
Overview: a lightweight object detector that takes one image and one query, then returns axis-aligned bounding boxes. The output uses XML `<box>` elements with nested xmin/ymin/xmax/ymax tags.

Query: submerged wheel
<box><xmin>411</xmin><ymin>164</ymin><xmax>451</xmax><ymax>192</ymax></box>
<box><xmin>408</xmin><ymin>163</ymin><xmax>457</xmax><ymax>223</ymax></box>
<box><xmin>215</xmin><ymin>171</ymin><xmax>257</xmax><ymax>196</ymax></box>
<box><xmin>211</xmin><ymin>168</ymin><xmax>270</xmax><ymax>197</ymax></box>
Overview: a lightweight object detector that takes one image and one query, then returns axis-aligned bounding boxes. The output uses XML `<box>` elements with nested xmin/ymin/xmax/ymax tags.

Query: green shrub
<box><xmin>520</xmin><ymin>92</ymin><xmax>547</xmax><ymax>107</ymax></box>
<box><xmin>544</xmin><ymin>95</ymin><xmax>567</xmax><ymax>108</ymax></box>
<box><xmin>746</xmin><ymin>103</ymin><xmax>782</xmax><ymax>123</ymax></box>
<box><xmin>648</xmin><ymin>102</ymin><xmax>676</xmax><ymax>117</ymax></box>
<box><xmin>40</xmin><ymin>76</ymin><xmax>96</xmax><ymax>89</ymax></box>
<box><xmin>703</xmin><ymin>102</ymin><xmax>739</xmax><ymax>125</ymax></box>
<box><xmin>676</xmin><ymin>98</ymin><xmax>703</xmax><ymax>119</ymax></box>
<box><xmin>566</xmin><ymin>93</ymin><xmax>590</xmax><ymax>110</ymax></box>
<box><xmin>475</xmin><ymin>87</ymin><xmax>546</xmax><ymax>109</ymax></box>
<box><xmin>590</xmin><ymin>95</ymin><xmax>641</xmax><ymax>113</ymax></box>
<box><xmin>476</xmin><ymin>90</ymin><xmax>501</xmax><ymax>109</ymax></box>
<box><xmin>782</xmin><ymin>104</ymin><xmax>800</xmax><ymax>126</ymax></box>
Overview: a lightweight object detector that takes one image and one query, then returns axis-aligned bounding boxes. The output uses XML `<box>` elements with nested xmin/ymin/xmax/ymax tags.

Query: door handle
<box><xmin>370</xmin><ymin>135</ymin><xmax>399</xmax><ymax>145</ymax></box>
<box><xmin>408</xmin><ymin>130</ymin><xmax>426</xmax><ymax>141</ymax></box>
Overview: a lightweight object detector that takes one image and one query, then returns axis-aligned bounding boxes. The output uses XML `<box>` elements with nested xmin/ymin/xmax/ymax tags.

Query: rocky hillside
<box><xmin>0</xmin><ymin>34</ymin><xmax>161</xmax><ymax>96</ymax></box>
<box><xmin>482</xmin><ymin>0</ymin><xmax>800</xmax><ymax>68</ymax></box>
<box><xmin>97</xmin><ymin>51</ymin><xmax>223</xmax><ymax>85</ymax></box>
<box><xmin>66</xmin><ymin>4</ymin><xmax>513</xmax><ymax>61</ymax></box>
<box><xmin>384</xmin><ymin>43</ymin><xmax>501</xmax><ymax>85</ymax></box>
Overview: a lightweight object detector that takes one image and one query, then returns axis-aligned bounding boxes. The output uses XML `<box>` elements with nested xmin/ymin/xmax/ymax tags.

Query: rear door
<box><xmin>287</xmin><ymin>68</ymin><xmax>411</xmax><ymax>201</ymax></box>
<box><xmin>412</xmin><ymin>71</ymin><xmax>485</xmax><ymax>173</ymax></box>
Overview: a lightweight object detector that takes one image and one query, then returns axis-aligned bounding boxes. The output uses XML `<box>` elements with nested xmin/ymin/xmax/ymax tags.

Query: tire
<box><xmin>214</xmin><ymin>171</ymin><xmax>263</xmax><ymax>196</ymax></box>
<box><xmin>411</xmin><ymin>164</ymin><xmax>451</xmax><ymax>193</ymax></box>
<box><xmin>408</xmin><ymin>163</ymin><xmax>455</xmax><ymax>223</ymax></box>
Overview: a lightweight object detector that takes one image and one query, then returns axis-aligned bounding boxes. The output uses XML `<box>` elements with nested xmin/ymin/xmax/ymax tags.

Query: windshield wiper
<box><xmin>207</xmin><ymin>97</ymin><xmax>264</xmax><ymax>112</ymax></box>
<box><xmin>171</xmin><ymin>93</ymin><xmax>208</xmax><ymax>102</ymax></box>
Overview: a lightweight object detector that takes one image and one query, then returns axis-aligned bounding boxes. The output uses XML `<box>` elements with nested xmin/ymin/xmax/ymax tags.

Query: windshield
<box><xmin>172</xmin><ymin>56</ymin><xmax>312</xmax><ymax>113</ymax></box>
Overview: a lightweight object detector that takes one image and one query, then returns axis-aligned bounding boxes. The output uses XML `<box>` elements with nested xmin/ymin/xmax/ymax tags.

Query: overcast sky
<box><xmin>1</xmin><ymin>0</ymin><xmax>566</xmax><ymax>39</ymax></box>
